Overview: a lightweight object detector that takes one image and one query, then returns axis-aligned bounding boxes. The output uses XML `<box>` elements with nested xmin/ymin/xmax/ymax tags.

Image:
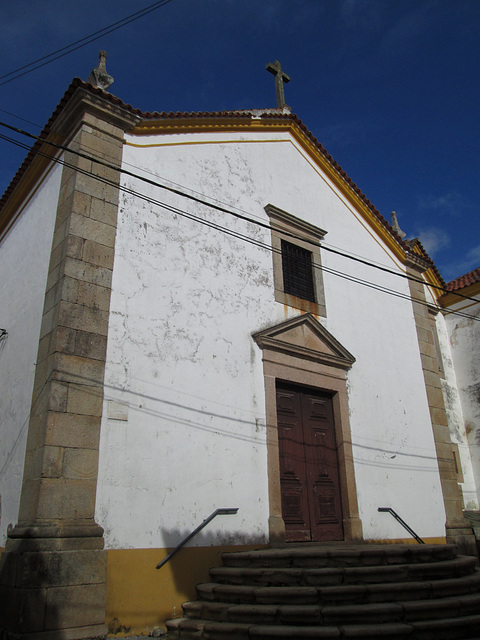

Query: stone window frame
<box><xmin>265</xmin><ymin>204</ymin><xmax>327</xmax><ymax>317</ymax></box>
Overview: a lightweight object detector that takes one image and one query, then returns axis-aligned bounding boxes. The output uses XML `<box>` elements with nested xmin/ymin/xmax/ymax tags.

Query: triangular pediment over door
<box><xmin>253</xmin><ymin>313</ymin><xmax>355</xmax><ymax>370</ymax></box>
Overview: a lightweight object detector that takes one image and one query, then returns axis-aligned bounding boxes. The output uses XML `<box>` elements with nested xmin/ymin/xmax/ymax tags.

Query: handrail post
<box><xmin>378</xmin><ymin>507</ymin><xmax>425</xmax><ymax>544</ymax></box>
<box><xmin>156</xmin><ymin>508</ymin><xmax>239</xmax><ymax>569</ymax></box>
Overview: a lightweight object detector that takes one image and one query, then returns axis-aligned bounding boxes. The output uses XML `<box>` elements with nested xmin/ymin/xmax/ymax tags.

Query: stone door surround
<box><xmin>253</xmin><ymin>313</ymin><xmax>363</xmax><ymax>545</ymax></box>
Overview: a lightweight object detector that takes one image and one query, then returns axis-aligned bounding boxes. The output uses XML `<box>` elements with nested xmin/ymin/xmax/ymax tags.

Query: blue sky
<box><xmin>1</xmin><ymin>0</ymin><xmax>479</xmax><ymax>281</ymax></box>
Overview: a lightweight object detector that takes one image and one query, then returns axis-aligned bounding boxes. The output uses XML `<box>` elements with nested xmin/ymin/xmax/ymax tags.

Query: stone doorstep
<box><xmin>182</xmin><ymin>593</ymin><xmax>480</xmax><ymax>626</ymax></box>
<box><xmin>410</xmin><ymin>613</ymin><xmax>480</xmax><ymax>640</ymax></box>
<box><xmin>165</xmin><ymin>619</ymin><xmax>418</xmax><ymax>639</ymax></box>
<box><xmin>402</xmin><ymin>592</ymin><xmax>480</xmax><ymax>621</ymax></box>
<box><xmin>165</xmin><ymin>617</ymin><xmax>204</xmax><ymax>640</ymax></box>
<box><xmin>430</xmin><ymin>571</ymin><xmax>480</xmax><ymax>597</ymax></box>
<box><xmin>339</xmin><ymin>623</ymin><xmax>413</xmax><ymax>638</ymax></box>
<box><xmin>210</xmin><ymin>556</ymin><xmax>477</xmax><ymax>587</ymax></box>
<box><xmin>250</xmin><ymin>626</ymin><xmax>342</xmax><ymax>639</ymax></box>
<box><xmin>166</xmin><ymin>616</ymin><xmax>480</xmax><ymax>639</ymax></box>
<box><xmin>221</xmin><ymin>545</ymin><xmax>457</xmax><ymax>569</ymax></box>
<box><xmin>167</xmin><ymin>546</ymin><xmax>480</xmax><ymax>639</ymax></box>
<box><xmin>195</xmin><ymin>572</ymin><xmax>480</xmax><ymax>607</ymax></box>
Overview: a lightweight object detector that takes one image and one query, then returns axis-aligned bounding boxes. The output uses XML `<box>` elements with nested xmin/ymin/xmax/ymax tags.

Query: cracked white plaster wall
<box><xmin>443</xmin><ymin>300</ymin><xmax>480</xmax><ymax>508</ymax></box>
<box><xmin>95</xmin><ymin>129</ymin><xmax>446</xmax><ymax>547</ymax></box>
<box><xmin>435</xmin><ymin>311</ymin><xmax>477</xmax><ymax>509</ymax></box>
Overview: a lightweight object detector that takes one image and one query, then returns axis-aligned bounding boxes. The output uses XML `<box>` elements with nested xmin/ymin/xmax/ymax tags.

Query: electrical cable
<box><xmin>0</xmin><ymin>107</ymin><xmax>42</xmax><ymax>129</ymax></box>
<box><xmin>0</xmin><ymin>122</ymin><xmax>480</xmax><ymax>321</ymax></box>
<box><xmin>111</xmin><ymin>154</ymin><xmax>480</xmax><ymax>305</ymax></box>
<box><xmin>1</xmin><ymin>128</ymin><xmax>478</xmax><ymax>325</ymax></box>
<box><xmin>2</xmin><ymin>118</ymin><xmax>477</xmax><ymax>306</ymax></box>
<box><xmin>3</xmin><ymin>130</ymin><xmax>480</xmax><ymax>326</ymax></box>
<box><xmin>0</xmin><ymin>0</ymin><xmax>174</xmax><ymax>88</ymax></box>
<box><xmin>0</xmin><ymin>0</ymin><xmax>174</xmax><ymax>128</ymax></box>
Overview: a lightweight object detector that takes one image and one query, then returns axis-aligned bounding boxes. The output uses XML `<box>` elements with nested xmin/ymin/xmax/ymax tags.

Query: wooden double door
<box><xmin>276</xmin><ymin>382</ymin><xmax>344</xmax><ymax>542</ymax></box>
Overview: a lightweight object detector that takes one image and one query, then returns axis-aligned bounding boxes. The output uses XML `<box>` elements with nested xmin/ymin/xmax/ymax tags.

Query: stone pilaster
<box><xmin>0</xmin><ymin>87</ymin><xmax>140</xmax><ymax>639</ymax></box>
<box><xmin>407</xmin><ymin>262</ymin><xmax>476</xmax><ymax>555</ymax></box>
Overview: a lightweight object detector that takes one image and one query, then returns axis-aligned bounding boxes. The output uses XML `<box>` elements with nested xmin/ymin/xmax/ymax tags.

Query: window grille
<box><xmin>281</xmin><ymin>240</ymin><xmax>315</xmax><ymax>302</ymax></box>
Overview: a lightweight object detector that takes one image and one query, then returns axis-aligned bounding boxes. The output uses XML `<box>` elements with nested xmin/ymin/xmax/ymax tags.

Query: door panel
<box><xmin>277</xmin><ymin>383</ymin><xmax>344</xmax><ymax>542</ymax></box>
<box><xmin>276</xmin><ymin>389</ymin><xmax>311</xmax><ymax>541</ymax></box>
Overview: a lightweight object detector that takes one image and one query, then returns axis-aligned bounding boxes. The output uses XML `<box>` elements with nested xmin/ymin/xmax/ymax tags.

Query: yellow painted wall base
<box><xmin>106</xmin><ymin>544</ymin><xmax>266</xmax><ymax>637</ymax></box>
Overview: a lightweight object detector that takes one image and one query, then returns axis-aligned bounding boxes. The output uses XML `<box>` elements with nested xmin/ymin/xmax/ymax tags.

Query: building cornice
<box><xmin>439</xmin><ymin>281</ymin><xmax>480</xmax><ymax>308</ymax></box>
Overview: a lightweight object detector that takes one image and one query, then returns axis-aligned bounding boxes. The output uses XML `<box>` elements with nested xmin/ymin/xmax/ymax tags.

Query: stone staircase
<box><xmin>165</xmin><ymin>544</ymin><xmax>480</xmax><ymax>639</ymax></box>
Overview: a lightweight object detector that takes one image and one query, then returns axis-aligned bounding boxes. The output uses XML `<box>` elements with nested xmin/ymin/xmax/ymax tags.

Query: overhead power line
<box><xmin>0</xmin><ymin>0</ymin><xmax>174</xmax><ymax>88</ymax></box>
<box><xmin>0</xmin><ymin>108</ymin><xmax>42</xmax><ymax>129</ymax></box>
<box><xmin>1</xmin><ymin>118</ymin><xmax>476</xmax><ymax>307</ymax></box>
<box><xmin>0</xmin><ymin>123</ymin><xmax>478</xmax><ymax>323</ymax></box>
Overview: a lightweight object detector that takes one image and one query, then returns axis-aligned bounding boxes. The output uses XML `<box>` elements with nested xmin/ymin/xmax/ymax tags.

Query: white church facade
<box><xmin>0</xmin><ymin>71</ymin><xmax>478</xmax><ymax>638</ymax></box>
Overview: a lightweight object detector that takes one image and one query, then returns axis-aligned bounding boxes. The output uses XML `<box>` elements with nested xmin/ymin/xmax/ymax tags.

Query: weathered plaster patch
<box><xmin>108</xmin><ymin>400</ymin><xmax>129</xmax><ymax>421</ymax></box>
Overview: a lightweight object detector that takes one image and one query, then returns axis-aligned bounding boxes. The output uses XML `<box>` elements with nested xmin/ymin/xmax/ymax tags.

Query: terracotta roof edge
<box><xmin>0</xmin><ymin>79</ymin><xmax>142</xmax><ymax>214</ymax></box>
<box><xmin>445</xmin><ymin>266</ymin><xmax>480</xmax><ymax>292</ymax></box>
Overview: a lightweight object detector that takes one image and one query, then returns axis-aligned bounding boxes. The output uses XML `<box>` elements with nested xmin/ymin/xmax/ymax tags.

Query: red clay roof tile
<box><xmin>446</xmin><ymin>267</ymin><xmax>480</xmax><ymax>292</ymax></box>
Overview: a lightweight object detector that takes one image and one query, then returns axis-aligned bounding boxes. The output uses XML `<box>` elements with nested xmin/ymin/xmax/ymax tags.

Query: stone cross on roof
<box><xmin>266</xmin><ymin>60</ymin><xmax>290</xmax><ymax>109</ymax></box>
<box><xmin>87</xmin><ymin>50</ymin><xmax>114</xmax><ymax>92</ymax></box>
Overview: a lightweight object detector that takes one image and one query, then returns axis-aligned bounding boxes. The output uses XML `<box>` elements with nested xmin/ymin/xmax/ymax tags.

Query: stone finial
<box><xmin>391</xmin><ymin>211</ymin><xmax>406</xmax><ymax>239</ymax></box>
<box><xmin>87</xmin><ymin>50</ymin><xmax>114</xmax><ymax>92</ymax></box>
<box><xmin>266</xmin><ymin>60</ymin><xmax>290</xmax><ymax>109</ymax></box>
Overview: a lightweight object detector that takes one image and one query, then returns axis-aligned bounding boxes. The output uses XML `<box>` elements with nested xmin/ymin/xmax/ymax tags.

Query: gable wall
<box><xmin>95</xmin><ymin>128</ymin><xmax>445</xmax><ymax>549</ymax></box>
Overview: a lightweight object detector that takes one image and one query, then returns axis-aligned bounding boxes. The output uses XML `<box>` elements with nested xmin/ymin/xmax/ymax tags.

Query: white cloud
<box><xmin>443</xmin><ymin>243</ymin><xmax>480</xmax><ymax>282</ymax></box>
<box><xmin>418</xmin><ymin>192</ymin><xmax>473</xmax><ymax>217</ymax></box>
<box><xmin>465</xmin><ymin>244</ymin><xmax>480</xmax><ymax>265</ymax></box>
<box><xmin>415</xmin><ymin>227</ymin><xmax>450</xmax><ymax>257</ymax></box>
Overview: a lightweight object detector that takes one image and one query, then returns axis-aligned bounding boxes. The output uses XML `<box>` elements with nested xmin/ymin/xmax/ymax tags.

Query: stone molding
<box><xmin>52</xmin><ymin>86</ymin><xmax>141</xmax><ymax>141</ymax></box>
<box><xmin>253</xmin><ymin>313</ymin><xmax>355</xmax><ymax>369</ymax></box>
<box><xmin>265</xmin><ymin>204</ymin><xmax>327</xmax><ymax>241</ymax></box>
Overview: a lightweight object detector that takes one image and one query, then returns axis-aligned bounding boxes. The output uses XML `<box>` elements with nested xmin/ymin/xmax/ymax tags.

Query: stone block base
<box><xmin>446</xmin><ymin>524</ymin><xmax>478</xmax><ymax>557</ymax></box>
<box><xmin>0</xmin><ymin>525</ymin><xmax>107</xmax><ymax>640</ymax></box>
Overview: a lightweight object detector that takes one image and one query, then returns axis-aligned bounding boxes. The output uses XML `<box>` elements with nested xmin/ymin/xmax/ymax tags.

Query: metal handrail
<box><xmin>156</xmin><ymin>508</ymin><xmax>239</xmax><ymax>569</ymax></box>
<box><xmin>378</xmin><ymin>507</ymin><xmax>424</xmax><ymax>544</ymax></box>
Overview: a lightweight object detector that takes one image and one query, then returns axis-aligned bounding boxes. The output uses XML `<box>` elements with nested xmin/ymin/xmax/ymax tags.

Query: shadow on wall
<box><xmin>158</xmin><ymin>525</ymin><xmax>265</xmax><ymax>593</ymax></box>
<box><xmin>0</xmin><ymin>531</ymin><xmax>59</xmax><ymax>638</ymax></box>
<box><xmin>106</xmin><ymin>527</ymin><xmax>266</xmax><ymax>636</ymax></box>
